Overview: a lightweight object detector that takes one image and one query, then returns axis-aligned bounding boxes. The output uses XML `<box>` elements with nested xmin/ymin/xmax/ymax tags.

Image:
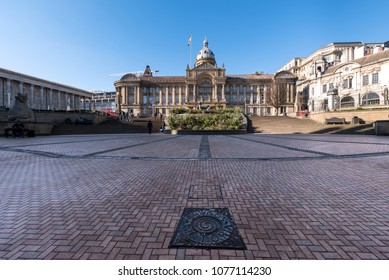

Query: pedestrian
<box><xmin>147</xmin><ymin>120</ymin><xmax>153</xmax><ymax>134</ymax></box>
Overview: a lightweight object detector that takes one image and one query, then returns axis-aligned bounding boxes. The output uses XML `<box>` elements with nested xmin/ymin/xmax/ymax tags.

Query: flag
<box><xmin>187</xmin><ymin>35</ymin><xmax>192</xmax><ymax>46</ymax></box>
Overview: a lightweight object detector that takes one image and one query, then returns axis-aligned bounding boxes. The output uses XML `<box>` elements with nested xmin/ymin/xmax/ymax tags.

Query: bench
<box><xmin>4</xmin><ymin>128</ymin><xmax>34</xmax><ymax>138</ymax></box>
<box><xmin>325</xmin><ymin>117</ymin><xmax>346</xmax><ymax>125</ymax></box>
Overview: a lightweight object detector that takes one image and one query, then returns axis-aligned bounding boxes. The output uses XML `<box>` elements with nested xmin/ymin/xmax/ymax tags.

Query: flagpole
<box><xmin>188</xmin><ymin>34</ymin><xmax>192</xmax><ymax>68</ymax></box>
<box><xmin>190</xmin><ymin>41</ymin><xmax>192</xmax><ymax>68</ymax></box>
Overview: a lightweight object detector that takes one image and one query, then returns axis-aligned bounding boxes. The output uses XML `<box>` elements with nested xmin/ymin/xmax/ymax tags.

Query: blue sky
<box><xmin>1</xmin><ymin>0</ymin><xmax>388</xmax><ymax>91</ymax></box>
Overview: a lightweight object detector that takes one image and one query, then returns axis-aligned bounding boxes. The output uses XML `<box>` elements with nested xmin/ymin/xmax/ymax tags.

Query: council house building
<box><xmin>114</xmin><ymin>39</ymin><xmax>297</xmax><ymax>117</ymax></box>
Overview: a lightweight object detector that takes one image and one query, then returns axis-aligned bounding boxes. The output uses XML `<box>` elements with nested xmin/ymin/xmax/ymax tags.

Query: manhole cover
<box><xmin>169</xmin><ymin>208</ymin><xmax>246</xmax><ymax>250</ymax></box>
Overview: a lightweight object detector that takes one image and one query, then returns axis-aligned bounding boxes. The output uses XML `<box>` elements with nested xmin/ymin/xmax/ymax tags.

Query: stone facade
<box><xmin>279</xmin><ymin>41</ymin><xmax>389</xmax><ymax>113</ymax></box>
<box><xmin>0</xmin><ymin>67</ymin><xmax>91</xmax><ymax>111</ymax></box>
<box><xmin>114</xmin><ymin>39</ymin><xmax>297</xmax><ymax>117</ymax></box>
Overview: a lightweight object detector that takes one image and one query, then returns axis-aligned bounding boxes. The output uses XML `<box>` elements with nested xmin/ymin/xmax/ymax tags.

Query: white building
<box><xmin>279</xmin><ymin>41</ymin><xmax>389</xmax><ymax>112</ymax></box>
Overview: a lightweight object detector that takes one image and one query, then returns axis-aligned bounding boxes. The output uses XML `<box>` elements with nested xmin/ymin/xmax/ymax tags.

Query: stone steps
<box><xmin>248</xmin><ymin>116</ymin><xmax>375</xmax><ymax>135</ymax></box>
<box><xmin>52</xmin><ymin>118</ymin><xmax>163</xmax><ymax>135</ymax></box>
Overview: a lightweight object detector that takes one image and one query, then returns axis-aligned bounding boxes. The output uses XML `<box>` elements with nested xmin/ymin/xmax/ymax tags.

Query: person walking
<box><xmin>147</xmin><ymin>120</ymin><xmax>153</xmax><ymax>134</ymax></box>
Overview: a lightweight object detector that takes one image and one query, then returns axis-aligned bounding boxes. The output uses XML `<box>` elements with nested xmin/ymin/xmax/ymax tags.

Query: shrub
<box><xmin>168</xmin><ymin>107</ymin><xmax>244</xmax><ymax>130</ymax></box>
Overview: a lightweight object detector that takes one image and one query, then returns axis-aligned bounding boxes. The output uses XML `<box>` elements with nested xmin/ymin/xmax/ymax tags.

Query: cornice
<box><xmin>0</xmin><ymin>67</ymin><xmax>91</xmax><ymax>96</ymax></box>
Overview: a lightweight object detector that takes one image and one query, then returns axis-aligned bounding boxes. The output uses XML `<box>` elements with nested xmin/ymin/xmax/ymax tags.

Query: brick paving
<box><xmin>0</xmin><ymin>133</ymin><xmax>389</xmax><ymax>259</ymax></box>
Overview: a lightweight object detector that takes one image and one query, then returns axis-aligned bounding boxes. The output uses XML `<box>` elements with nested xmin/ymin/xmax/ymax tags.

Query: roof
<box><xmin>227</xmin><ymin>73</ymin><xmax>274</xmax><ymax>81</ymax></box>
<box><xmin>354</xmin><ymin>48</ymin><xmax>389</xmax><ymax>65</ymax></box>
<box><xmin>119</xmin><ymin>73</ymin><xmax>274</xmax><ymax>84</ymax></box>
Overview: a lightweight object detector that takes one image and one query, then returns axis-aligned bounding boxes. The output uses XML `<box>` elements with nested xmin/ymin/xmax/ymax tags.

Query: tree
<box><xmin>270</xmin><ymin>79</ymin><xmax>288</xmax><ymax>115</ymax></box>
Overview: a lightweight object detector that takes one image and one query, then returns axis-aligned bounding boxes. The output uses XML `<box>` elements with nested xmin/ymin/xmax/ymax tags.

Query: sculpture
<box><xmin>8</xmin><ymin>93</ymin><xmax>36</xmax><ymax>121</ymax></box>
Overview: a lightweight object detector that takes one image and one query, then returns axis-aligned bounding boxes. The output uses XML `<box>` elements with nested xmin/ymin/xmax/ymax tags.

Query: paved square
<box><xmin>0</xmin><ymin>133</ymin><xmax>389</xmax><ymax>259</ymax></box>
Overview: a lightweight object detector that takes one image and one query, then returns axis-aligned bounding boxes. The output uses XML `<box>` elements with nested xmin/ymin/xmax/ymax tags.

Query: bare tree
<box><xmin>270</xmin><ymin>79</ymin><xmax>288</xmax><ymax>115</ymax></box>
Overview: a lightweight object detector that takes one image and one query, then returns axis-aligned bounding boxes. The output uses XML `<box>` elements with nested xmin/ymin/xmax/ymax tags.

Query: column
<box><xmin>256</xmin><ymin>86</ymin><xmax>260</xmax><ymax>104</ymax></box>
<box><xmin>213</xmin><ymin>84</ymin><xmax>217</xmax><ymax>101</ymax></box>
<box><xmin>125</xmin><ymin>86</ymin><xmax>128</xmax><ymax>105</ymax></box>
<box><xmin>165</xmin><ymin>86</ymin><xmax>169</xmax><ymax>105</ymax></box>
<box><xmin>72</xmin><ymin>94</ymin><xmax>75</xmax><ymax>111</ymax></box>
<box><xmin>179</xmin><ymin>87</ymin><xmax>182</xmax><ymax>104</ymax></box>
<box><xmin>19</xmin><ymin>81</ymin><xmax>24</xmax><ymax>94</ymax></box>
<box><xmin>159</xmin><ymin>87</ymin><xmax>162</xmax><ymax>105</ymax></box>
<box><xmin>29</xmin><ymin>84</ymin><xmax>34</xmax><ymax>108</ymax></box>
<box><xmin>263</xmin><ymin>85</ymin><xmax>267</xmax><ymax>104</ymax></box>
<box><xmin>153</xmin><ymin>88</ymin><xmax>156</xmax><ymax>106</ymax></box>
<box><xmin>193</xmin><ymin>85</ymin><xmax>196</xmax><ymax>102</ymax></box>
<box><xmin>185</xmin><ymin>85</ymin><xmax>189</xmax><ymax>103</ymax></box>
<box><xmin>222</xmin><ymin>84</ymin><xmax>225</xmax><ymax>101</ymax></box>
<box><xmin>250</xmin><ymin>86</ymin><xmax>253</xmax><ymax>104</ymax></box>
<box><xmin>65</xmin><ymin>92</ymin><xmax>69</xmax><ymax>111</ymax></box>
<box><xmin>172</xmin><ymin>87</ymin><xmax>176</xmax><ymax>105</ymax></box>
<box><xmin>6</xmin><ymin>79</ymin><xmax>11</xmax><ymax>108</ymax></box>
<box><xmin>78</xmin><ymin>95</ymin><xmax>82</xmax><ymax>111</ymax></box>
<box><xmin>243</xmin><ymin>87</ymin><xmax>247</xmax><ymax>104</ymax></box>
<box><xmin>136</xmin><ymin>86</ymin><xmax>140</xmax><ymax>105</ymax></box>
<box><xmin>121</xmin><ymin>86</ymin><xmax>125</xmax><ymax>106</ymax></box>
<box><xmin>49</xmin><ymin>89</ymin><xmax>53</xmax><ymax>110</ymax></box>
<box><xmin>57</xmin><ymin>91</ymin><xmax>61</xmax><ymax>110</ymax></box>
<box><xmin>39</xmin><ymin>87</ymin><xmax>44</xmax><ymax>110</ymax></box>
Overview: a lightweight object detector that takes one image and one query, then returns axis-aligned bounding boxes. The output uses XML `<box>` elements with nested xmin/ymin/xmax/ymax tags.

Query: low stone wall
<box><xmin>0</xmin><ymin>110</ymin><xmax>109</xmax><ymax>124</ymax></box>
<box><xmin>309</xmin><ymin>109</ymin><xmax>389</xmax><ymax>124</ymax></box>
<box><xmin>168</xmin><ymin>129</ymin><xmax>247</xmax><ymax>135</ymax></box>
<box><xmin>1</xmin><ymin>122</ymin><xmax>54</xmax><ymax>136</ymax></box>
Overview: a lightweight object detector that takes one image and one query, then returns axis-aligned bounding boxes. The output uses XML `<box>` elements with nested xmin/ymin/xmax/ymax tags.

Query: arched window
<box><xmin>340</xmin><ymin>96</ymin><xmax>355</xmax><ymax>108</ymax></box>
<box><xmin>198</xmin><ymin>79</ymin><xmax>213</xmax><ymax>101</ymax></box>
<box><xmin>361</xmin><ymin>93</ymin><xmax>380</xmax><ymax>106</ymax></box>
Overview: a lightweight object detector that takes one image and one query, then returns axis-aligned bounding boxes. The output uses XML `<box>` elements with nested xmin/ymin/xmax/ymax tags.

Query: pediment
<box><xmin>274</xmin><ymin>70</ymin><xmax>296</xmax><ymax>79</ymax></box>
<box><xmin>195</xmin><ymin>62</ymin><xmax>217</xmax><ymax>70</ymax></box>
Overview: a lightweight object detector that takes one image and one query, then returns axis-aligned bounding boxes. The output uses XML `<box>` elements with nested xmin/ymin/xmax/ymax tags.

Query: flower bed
<box><xmin>168</xmin><ymin>107</ymin><xmax>246</xmax><ymax>131</ymax></box>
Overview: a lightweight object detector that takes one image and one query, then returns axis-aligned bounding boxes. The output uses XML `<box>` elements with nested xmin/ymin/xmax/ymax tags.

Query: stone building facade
<box><xmin>114</xmin><ymin>39</ymin><xmax>297</xmax><ymax>116</ymax></box>
<box><xmin>0</xmin><ymin>67</ymin><xmax>91</xmax><ymax>111</ymax></box>
<box><xmin>279</xmin><ymin>41</ymin><xmax>389</xmax><ymax>112</ymax></box>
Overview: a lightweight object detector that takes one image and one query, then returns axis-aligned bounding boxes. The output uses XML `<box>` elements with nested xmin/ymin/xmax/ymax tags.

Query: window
<box><xmin>329</xmin><ymin>83</ymin><xmax>334</xmax><ymax>90</ymax></box>
<box><xmin>343</xmin><ymin>79</ymin><xmax>352</xmax><ymax>89</ymax></box>
<box><xmin>343</xmin><ymin>79</ymin><xmax>348</xmax><ymax>89</ymax></box>
<box><xmin>362</xmin><ymin>92</ymin><xmax>380</xmax><ymax>106</ymax></box>
<box><xmin>372</xmin><ymin>73</ymin><xmax>379</xmax><ymax>84</ymax></box>
<box><xmin>340</xmin><ymin>96</ymin><xmax>355</xmax><ymax>108</ymax></box>
<box><xmin>363</xmin><ymin>75</ymin><xmax>369</xmax><ymax>86</ymax></box>
<box><xmin>323</xmin><ymin>84</ymin><xmax>327</xmax><ymax>93</ymax></box>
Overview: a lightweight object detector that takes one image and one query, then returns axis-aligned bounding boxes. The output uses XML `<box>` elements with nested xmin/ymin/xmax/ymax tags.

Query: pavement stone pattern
<box><xmin>1</xmin><ymin>133</ymin><xmax>389</xmax><ymax>260</ymax></box>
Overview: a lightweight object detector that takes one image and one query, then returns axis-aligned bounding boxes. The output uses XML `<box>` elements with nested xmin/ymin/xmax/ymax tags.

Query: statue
<box><xmin>8</xmin><ymin>93</ymin><xmax>36</xmax><ymax>122</ymax></box>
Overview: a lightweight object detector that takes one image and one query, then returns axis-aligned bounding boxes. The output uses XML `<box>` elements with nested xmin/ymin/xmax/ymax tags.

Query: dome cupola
<box><xmin>195</xmin><ymin>38</ymin><xmax>216</xmax><ymax>67</ymax></box>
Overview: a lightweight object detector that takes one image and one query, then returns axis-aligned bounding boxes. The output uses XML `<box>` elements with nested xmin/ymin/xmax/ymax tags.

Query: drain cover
<box><xmin>169</xmin><ymin>208</ymin><xmax>246</xmax><ymax>250</ymax></box>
